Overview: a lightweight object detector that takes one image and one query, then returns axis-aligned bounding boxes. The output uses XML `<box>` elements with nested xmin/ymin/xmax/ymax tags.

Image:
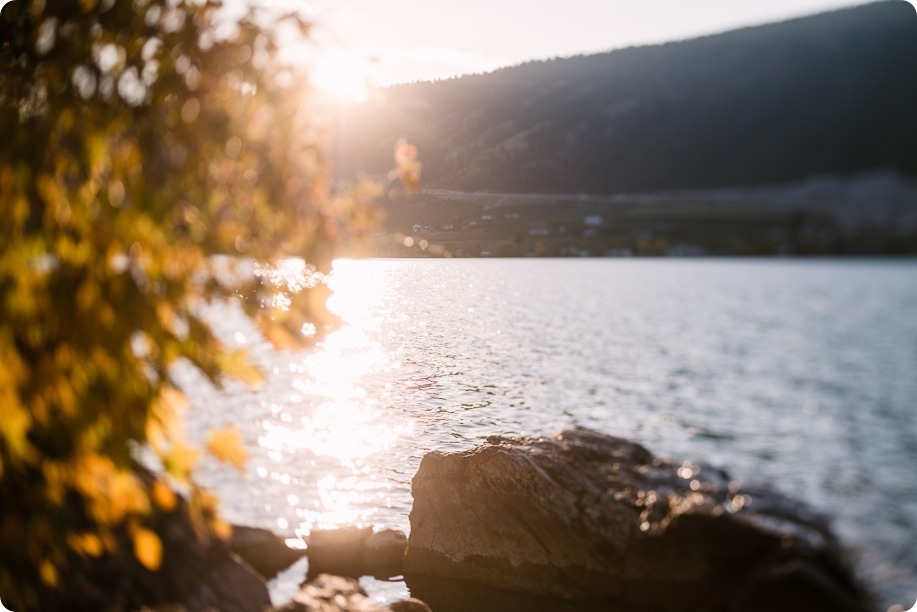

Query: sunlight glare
<box><xmin>253</xmin><ymin>260</ymin><xmax>406</xmax><ymax>532</ymax></box>
<box><xmin>326</xmin><ymin>259</ymin><xmax>390</xmax><ymax>323</ymax></box>
<box><xmin>310</xmin><ymin>49</ymin><xmax>373</xmax><ymax>103</ymax></box>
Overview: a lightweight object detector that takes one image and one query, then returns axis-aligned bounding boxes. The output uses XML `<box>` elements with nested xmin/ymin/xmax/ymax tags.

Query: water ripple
<box><xmin>182</xmin><ymin>258</ymin><xmax>917</xmax><ymax>609</ymax></box>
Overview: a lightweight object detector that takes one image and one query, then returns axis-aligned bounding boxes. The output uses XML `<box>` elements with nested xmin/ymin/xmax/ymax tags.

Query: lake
<box><xmin>178</xmin><ymin>258</ymin><xmax>917</xmax><ymax>610</ymax></box>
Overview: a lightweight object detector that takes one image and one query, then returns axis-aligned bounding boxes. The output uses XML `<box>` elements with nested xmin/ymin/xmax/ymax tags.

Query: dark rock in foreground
<box><xmin>405</xmin><ymin>427</ymin><xmax>873</xmax><ymax>612</ymax></box>
<box><xmin>34</xmin><ymin>498</ymin><xmax>271</xmax><ymax>611</ymax></box>
<box><xmin>137</xmin><ymin>511</ymin><xmax>270</xmax><ymax>612</ymax></box>
<box><xmin>404</xmin><ymin>573</ymin><xmax>601</xmax><ymax>612</ymax></box>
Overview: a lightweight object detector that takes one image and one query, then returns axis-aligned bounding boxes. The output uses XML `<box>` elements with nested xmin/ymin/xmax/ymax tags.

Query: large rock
<box><xmin>404</xmin><ymin>427</ymin><xmax>873</xmax><ymax>612</ymax></box>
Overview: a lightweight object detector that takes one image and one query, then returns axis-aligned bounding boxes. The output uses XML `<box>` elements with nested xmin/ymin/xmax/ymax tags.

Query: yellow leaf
<box><xmin>195</xmin><ymin>489</ymin><xmax>220</xmax><ymax>515</ymax></box>
<box><xmin>152</xmin><ymin>479</ymin><xmax>177</xmax><ymax>511</ymax></box>
<box><xmin>39</xmin><ymin>560</ymin><xmax>58</xmax><ymax>586</ymax></box>
<box><xmin>163</xmin><ymin>442</ymin><xmax>199</xmax><ymax>481</ymax></box>
<box><xmin>158</xmin><ymin>385</ymin><xmax>188</xmax><ymax>413</ymax></box>
<box><xmin>133</xmin><ymin>527</ymin><xmax>163</xmax><ymax>571</ymax></box>
<box><xmin>106</xmin><ymin>471</ymin><xmax>150</xmax><ymax>522</ymax></box>
<box><xmin>155</xmin><ymin>301</ymin><xmax>175</xmax><ymax>331</ymax></box>
<box><xmin>146</xmin><ymin>419</ymin><xmax>166</xmax><ymax>453</ymax></box>
<box><xmin>151</xmin><ymin>386</ymin><xmax>188</xmax><ymax>442</ymax></box>
<box><xmin>216</xmin><ymin>349</ymin><xmax>264</xmax><ymax>383</ymax></box>
<box><xmin>207</xmin><ymin>427</ymin><xmax>246</xmax><ymax>471</ymax></box>
<box><xmin>258</xmin><ymin>319</ymin><xmax>296</xmax><ymax>351</ymax></box>
<box><xmin>0</xmin><ymin>402</ymin><xmax>34</xmax><ymax>462</ymax></box>
<box><xmin>68</xmin><ymin>531</ymin><xmax>103</xmax><ymax>557</ymax></box>
<box><xmin>211</xmin><ymin>517</ymin><xmax>232</xmax><ymax>541</ymax></box>
<box><xmin>394</xmin><ymin>138</ymin><xmax>422</xmax><ymax>189</ymax></box>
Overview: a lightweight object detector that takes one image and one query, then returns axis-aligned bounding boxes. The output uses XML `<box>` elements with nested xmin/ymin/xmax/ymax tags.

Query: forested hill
<box><xmin>338</xmin><ymin>1</ymin><xmax>917</xmax><ymax>195</ymax></box>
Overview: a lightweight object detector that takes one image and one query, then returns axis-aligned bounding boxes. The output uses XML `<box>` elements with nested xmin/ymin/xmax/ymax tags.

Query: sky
<box><xmin>3</xmin><ymin>0</ymin><xmax>912</xmax><ymax>97</ymax></box>
<box><xmin>298</xmin><ymin>0</ymin><xmax>903</xmax><ymax>89</ymax></box>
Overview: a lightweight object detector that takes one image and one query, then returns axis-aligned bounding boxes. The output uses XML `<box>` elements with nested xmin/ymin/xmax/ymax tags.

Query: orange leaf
<box><xmin>39</xmin><ymin>560</ymin><xmax>58</xmax><ymax>586</ymax></box>
<box><xmin>163</xmin><ymin>442</ymin><xmax>200</xmax><ymax>481</ymax></box>
<box><xmin>152</xmin><ymin>479</ymin><xmax>177</xmax><ymax>511</ymax></box>
<box><xmin>68</xmin><ymin>531</ymin><xmax>103</xmax><ymax>557</ymax></box>
<box><xmin>207</xmin><ymin>426</ymin><xmax>247</xmax><ymax>471</ymax></box>
<box><xmin>133</xmin><ymin>527</ymin><xmax>163</xmax><ymax>571</ymax></box>
<box><xmin>212</xmin><ymin>517</ymin><xmax>233</xmax><ymax>541</ymax></box>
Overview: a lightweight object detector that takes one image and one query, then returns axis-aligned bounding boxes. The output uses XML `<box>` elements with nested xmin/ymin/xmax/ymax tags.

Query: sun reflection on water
<box><xmin>254</xmin><ymin>259</ymin><xmax>408</xmax><ymax>536</ymax></box>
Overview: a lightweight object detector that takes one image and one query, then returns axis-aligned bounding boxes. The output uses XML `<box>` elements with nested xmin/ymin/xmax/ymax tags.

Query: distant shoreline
<box><xmin>368</xmin><ymin>173</ymin><xmax>917</xmax><ymax>258</ymax></box>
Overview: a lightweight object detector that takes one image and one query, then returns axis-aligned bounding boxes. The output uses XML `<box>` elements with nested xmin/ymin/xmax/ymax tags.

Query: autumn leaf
<box><xmin>216</xmin><ymin>349</ymin><xmax>265</xmax><ymax>384</ymax></box>
<box><xmin>158</xmin><ymin>386</ymin><xmax>189</xmax><ymax>415</ymax></box>
<box><xmin>148</xmin><ymin>386</ymin><xmax>188</xmax><ymax>452</ymax></box>
<box><xmin>68</xmin><ymin>531</ymin><xmax>103</xmax><ymax>557</ymax></box>
<box><xmin>163</xmin><ymin>442</ymin><xmax>200</xmax><ymax>481</ymax></box>
<box><xmin>107</xmin><ymin>471</ymin><xmax>150</xmax><ymax>521</ymax></box>
<box><xmin>196</xmin><ymin>489</ymin><xmax>221</xmax><ymax>515</ymax></box>
<box><xmin>132</xmin><ymin>527</ymin><xmax>163</xmax><ymax>571</ymax></box>
<box><xmin>258</xmin><ymin>317</ymin><xmax>298</xmax><ymax>351</ymax></box>
<box><xmin>39</xmin><ymin>560</ymin><xmax>58</xmax><ymax>586</ymax></box>
<box><xmin>394</xmin><ymin>138</ymin><xmax>422</xmax><ymax>189</ymax></box>
<box><xmin>207</xmin><ymin>427</ymin><xmax>247</xmax><ymax>471</ymax></box>
<box><xmin>211</xmin><ymin>517</ymin><xmax>233</xmax><ymax>541</ymax></box>
<box><xmin>152</xmin><ymin>479</ymin><xmax>177</xmax><ymax>512</ymax></box>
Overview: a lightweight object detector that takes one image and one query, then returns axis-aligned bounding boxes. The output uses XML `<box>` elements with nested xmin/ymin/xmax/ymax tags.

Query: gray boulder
<box><xmin>404</xmin><ymin>427</ymin><xmax>873</xmax><ymax>612</ymax></box>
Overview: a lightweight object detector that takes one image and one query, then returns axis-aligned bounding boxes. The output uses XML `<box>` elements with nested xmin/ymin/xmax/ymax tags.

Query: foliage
<box><xmin>0</xmin><ymin>0</ymin><xmax>380</xmax><ymax>606</ymax></box>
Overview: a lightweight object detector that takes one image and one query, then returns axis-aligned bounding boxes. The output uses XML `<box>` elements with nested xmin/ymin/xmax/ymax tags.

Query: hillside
<box><xmin>338</xmin><ymin>1</ymin><xmax>917</xmax><ymax>195</ymax></box>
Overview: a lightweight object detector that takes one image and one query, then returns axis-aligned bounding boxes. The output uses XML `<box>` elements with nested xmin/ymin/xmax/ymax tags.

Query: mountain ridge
<box><xmin>339</xmin><ymin>1</ymin><xmax>917</xmax><ymax>195</ymax></box>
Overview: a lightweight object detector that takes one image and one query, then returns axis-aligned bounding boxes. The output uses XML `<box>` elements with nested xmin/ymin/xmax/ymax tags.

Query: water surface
<box><xmin>179</xmin><ymin>258</ymin><xmax>917</xmax><ymax>610</ymax></box>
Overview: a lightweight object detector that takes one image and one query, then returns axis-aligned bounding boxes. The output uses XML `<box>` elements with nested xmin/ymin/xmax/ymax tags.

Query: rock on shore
<box><xmin>279</xmin><ymin>574</ymin><xmax>430</xmax><ymax>612</ymax></box>
<box><xmin>35</xmin><ymin>503</ymin><xmax>272</xmax><ymax>611</ymax></box>
<box><xmin>306</xmin><ymin>527</ymin><xmax>407</xmax><ymax>578</ymax></box>
<box><xmin>404</xmin><ymin>427</ymin><xmax>873</xmax><ymax>612</ymax></box>
<box><xmin>230</xmin><ymin>525</ymin><xmax>306</xmax><ymax>580</ymax></box>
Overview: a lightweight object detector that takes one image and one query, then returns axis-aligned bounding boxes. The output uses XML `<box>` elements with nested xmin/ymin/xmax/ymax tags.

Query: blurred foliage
<box><xmin>0</xmin><ymin>0</ymin><xmax>384</xmax><ymax>607</ymax></box>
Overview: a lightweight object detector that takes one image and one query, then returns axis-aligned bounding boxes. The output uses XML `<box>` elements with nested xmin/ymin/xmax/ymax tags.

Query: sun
<box><xmin>310</xmin><ymin>48</ymin><xmax>373</xmax><ymax>103</ymax></box>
